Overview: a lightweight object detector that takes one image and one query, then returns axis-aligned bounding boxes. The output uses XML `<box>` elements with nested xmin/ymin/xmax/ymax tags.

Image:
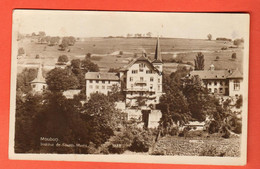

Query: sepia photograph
<box><xmin>9</xmin><ymin>10</ymin><xmax>249</xmax><ymax>165</ymax></box>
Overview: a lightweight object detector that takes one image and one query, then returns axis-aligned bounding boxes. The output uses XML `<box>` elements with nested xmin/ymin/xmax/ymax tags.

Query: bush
<box><xmin>232</xmin><ymin>53</ymin><xmax>237</xmax><ymax>59</ymax></box>
<box><xmin>35</xmin><ymin>54</ymin><xmax>40</xmax><ymax>59</ymax></box>
<box><xmin>208</xmin><ymin>120</ymin><xmax>220</xmax><ymax>134</ymax></box>
<box><xmin>221</xmin><ymin>47</ymin><xmax>227</xmax><ymax>50</ymax></box>
<box><xmin>199</xmin><ymin>145</ymin><xmax>221</xmax><ymax>156</ymax></box>
<box><xmin>119</xmin><ymin>51</ymin><xmax>123</xmax><ymax>55</ymax></box>
<box><xmin>18</xmin><ymin>47</ymin><xmax>25</xmax><ymax>56</ymax></box>
<box><xmin>129</xmin><ymin>131</ymin><xmax>153</xmax><ymax>152</ymax></box>
<box><xmin>58</xmin><ymin>55</ymin><xmax>69</xmax><ymax>63</ymax></box>
<box><xmin>215</xmin><ymin>56</ymin><xmax>220</xmax><ymax>60</ymax></box>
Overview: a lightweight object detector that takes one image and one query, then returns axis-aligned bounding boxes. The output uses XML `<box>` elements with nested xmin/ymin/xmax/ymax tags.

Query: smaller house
<box><xmin>85</xmin><ymin>72</ymin><xmax>121</xmax><ymax>100</ymax></box>
<box><xmin>187</xmin><ymin>64</ymin><xmax>243</xmax><ymax>97</ymax></box>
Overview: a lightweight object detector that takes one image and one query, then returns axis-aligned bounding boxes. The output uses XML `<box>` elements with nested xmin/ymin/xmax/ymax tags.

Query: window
<box><xmin>89</xmin><ymin>80</ymin><xmax>93</xmax><ymax>83</ymax></box>
<box><xmin>108</xmin><ymin>81</ymin><xmax>110</xmax><ymax>84</ymax></box>
<box><xmin>132</xmin><ymin>70</ymin><xmax>138</xmax><ymax>74</ymax></box>
<box><xmin>131</xmin><ymin>84</ymin><xmax>134</xmax><ymax>88</ymax></box>
<box><xmin>214</xmin><ymin>81</ymin><xmax>217</xmax><ymax>86</ymax></box>
<box><xmin>150</xmin><ymin>84</ymin><xmax>153</xmax><ymax>90</ymax></box>
<box><xmin>96</xmin><ymin>85</ymin><xmax>99</xmax><ymax>89</ymax></box>
<box><xmin>130</xmin><ymin>77</ymin><xmax>133</xmax><ymax>82</ymax></box>
<box><xmin>208</xmin><ymin>82</ymin><xmax>212</xmax><ymax>86</ymax></box>
<box><xmin>234</xmin><ymin>80</ymin><xmax>240</xmax><ymax>91</ymax></box>
<box><xmin>139</xmin><ymin>63</ymin><xmax>145</xmax><ymax>68</ymax></box>
<box><xmin>208</xmin><ymin>88</ymin><xmax>212</xmax><ymax>93</ymax></box>
<box><xmin>214</xmin><ymin>88</ymin><xmax>217</xmax><ymax>93</ymax></box>
<box><xmin>219</xmin><ymin>88</ymin><xmax>223</xmax><ymax>93</ymax></box>
<box><xmin>150</xmin><ymin>77</ymin><xmax>154</xmax><ymax>82</ymax></box>
<box><xmin>140</xmin><ymin>77</ymin><xmax>144</xmax><ymax>81</ymax></box>
<box><xmin>89</xmin><ymin>85</ymin><xmax>93</xmax><ymax>89</ymax></box>
<box><xmin>146</xmin><ymin>70</ymin><xmax>152</xmax><ymax>74</ymax></box>
<box><xmin>102</xmin><ymin>80</ymin><xmax>105</xmax><ymax>84</ymax></box>
<box><xmin>158</xmin><ymin>85</ymin><xmax>160</xmax><ymax>90</ymax></box>
<box><xmin>220</xmin><ymin>81</ymin><xmax>223</xmax><ymax>86</ymax></box>
<box><xmin>140</xmin><ymin>92</ymin><xmax>144</xmax><ymax>96</ymax></box>
<box><xmin>32</xmin><ymin>84</ymin><xmax>36</xmax><ymax>88</ymax></box>
<box><xmin>102</xmin><ymin>85</ymin><xmax>105</xmax><ymax>89</ymax></box>
<box><xmin>158</xmin><ymin>78</ymin><xmax>160</xmax><ymax>83</ymax></box>
<box><xmin>96</xmin><ymin>80</ymin><xmax>99</xmax><ymax>83</ymax></box>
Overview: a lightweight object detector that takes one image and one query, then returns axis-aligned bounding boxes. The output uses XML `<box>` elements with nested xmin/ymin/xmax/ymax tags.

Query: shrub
<box><xmin>199</xmin><ymin>145</ymin><xmax>219</xmax><ymax>156</ymax></box>
<box><xmin>221</xmin><ymin>47</ymin><xmax>227</xmax><ymax>50</ymax></box>
<box><xmin>208</xmin><ymin>120</ymin><xmax>220</xmax><ymax>134</ymax></box>
<box><xmin>35</xmin><ymin>54</ymin><xmax>40</xmax><ymax>59</ymax></box>
<box><xmin>85</xmin><ymin>53</ymin><xmax>91</xmax><ymax>59</ymax></box>
<box><xmin>58</xmin><ymin>55</ymin><xmax>69</xmax><ymax>63</ymax></box>
<box><xmin>215</xmin><ymin>56</ymin><xmax>220</xmax><ymax>60</ymax></box>
<box><xmin>18</xmin><ymin>47</ymin><xmax>25</xmax><ymax>56</ymax></box>
<box><xmin>232</xmin><ymin>53</ymin><xmax>237</xmax><ymax>59</ymax></box>
<box><xmin>129</xmin><ymin>131</ymin><xmax>153</xmax><ymax>152</ymax></box>
<box><xmin>119</xmin><ymin>51</ymin><xmax>123</xmax><ymax>55</ymax></box>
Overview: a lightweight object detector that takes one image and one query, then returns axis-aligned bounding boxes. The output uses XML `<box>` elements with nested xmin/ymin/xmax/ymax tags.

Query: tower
<box><xmin>30</xmin><ymin>64</ymin><xmax>47</xmax><ymax>93</ymax></box>
<box><xmin>152</xmin><ymin>37</ymin><xmax>163</xmax><ymax>73</ymax></box>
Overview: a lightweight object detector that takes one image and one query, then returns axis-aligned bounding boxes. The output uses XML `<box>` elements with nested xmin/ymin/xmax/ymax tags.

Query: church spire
<box><xmin>154</xmin><ymin>37</ymin><xmax>162</xmax><ymax>63</ymax></box>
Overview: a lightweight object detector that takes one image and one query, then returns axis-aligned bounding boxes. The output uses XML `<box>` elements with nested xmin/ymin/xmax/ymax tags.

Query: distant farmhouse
<box><xmin>186</xmin><ymin>64</ymin><xmax>243</xmax><ymax>98</ymax></box>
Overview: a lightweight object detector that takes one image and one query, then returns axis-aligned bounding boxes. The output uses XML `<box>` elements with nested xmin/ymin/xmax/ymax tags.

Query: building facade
<box><xmin>85</xmin><ymin>72</ymin><xmax>121</xmax><ymax>100</ymax></box>
<box><xmin>119</xmin><ymin>38</ymin><xmax>163</xmax><ymax>108</ymax></box>
<box><xmin>188</xmin><ymin>64</ymin><xmax>243</xmax><ymax>97</ymax></box>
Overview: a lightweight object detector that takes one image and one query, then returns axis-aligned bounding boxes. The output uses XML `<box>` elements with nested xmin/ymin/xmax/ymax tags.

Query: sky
<box><xmin>13</xmin><ymin>10</ymin><xmax>249</xmax><ymax>39</ymax></box>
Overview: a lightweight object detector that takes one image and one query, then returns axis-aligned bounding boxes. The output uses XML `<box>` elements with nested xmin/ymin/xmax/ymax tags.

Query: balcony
<box><xmin>135</xmin><ymin>80</ymin><xmax>147</xmax><ymax>84</ymax></box>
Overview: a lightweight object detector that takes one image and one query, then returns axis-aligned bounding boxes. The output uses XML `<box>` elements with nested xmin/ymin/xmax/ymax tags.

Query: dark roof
<box><xmin>227</xmin><ymin>69</ymin><xmax>243</xmax><ymax>78</ymax></box>
<box><xmin>190</xmin><ymin>69</ymin><xmax>243</xmax><ymax>80</ymax></box>
<box><xmin>85</xmin><ymin>72</ymin><xmax>120</xmax><ymax>81</ymax></box>
<box><xmin>190</xmin><ymin>70</ymin><xmax>229</xmax><ymax>80</ymax></box>
<box><xmin>154</xmin><ymin>37</ymin><xmax>162</xmax><ymax>63</ymax></box>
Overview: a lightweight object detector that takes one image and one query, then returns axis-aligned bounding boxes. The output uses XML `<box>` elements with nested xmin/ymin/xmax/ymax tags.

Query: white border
<box><xmin>9</xmin><ymin>10</ymin><xmax>249</xmax><ymax>165</ymax></box>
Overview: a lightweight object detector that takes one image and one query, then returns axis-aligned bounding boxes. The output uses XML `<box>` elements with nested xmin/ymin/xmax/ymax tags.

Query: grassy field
<box><xmin>151</xmin><ymin>135</ymin><xmax>240</xmax><ymax>157</ymax></box>
<box><xmin>17</xmin><ymin>37</ymin><xmax>244</xmax><ymax>73</ymax></box>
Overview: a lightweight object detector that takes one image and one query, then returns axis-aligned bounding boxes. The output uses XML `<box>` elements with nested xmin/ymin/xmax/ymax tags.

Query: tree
<box><xmin>15</xmin><ymin>93</ymin><xmax>43</xmax><ymax>153</ymax></box>
<box><xmin>58</xmin><ymin>55</ymin><xmax>69</xmax><ymax>63</ymax></box>
<box><xmin>182</xmin><ymin>76</ymin><xmax>210</xmax><ymax>122</ymax></box>
<box><xmin>207</xmin><ymin>34</ymin><xmax>212</xmax><ymax>40</ymax></box>
<box><xmin>146</xmin><ymin>32</ymin><xmax>152</xmax><ymax>38</ymax></box>
<box><xmin>34</xmin><ymin>92</ymin><xmax>91</xmax><ymax>153</ymax></box>
<box><xmin>81</xmin><ymin>58</ymin><xmax>99</xmax><ymax>72</ymax></box>
<box><xmin>194</xmin><ymin>52</ymin><xmax>205</xmax><ymax>70</ymax></box>
<box><xmin>231</xmin><ymin>53</ymin><xmax>237</xmax><ymax>60</ymax></box>
<box><xmin>18</xmin><ymin>47</ymin><xmax>25</xmax><ymax>56</ymax></box>
<box><xmin>46</xmin><ymin>68</ymin><xmax>79</xmax><ymax>91</ymax></box>
<box><xmin>85</xmin><ymin>53</ymin><xmax>91</xmax><ymax>59</ymax></box>
<box><xmin>82</xmin><ymin>93</ymin><xmax>120</xmax><ymax>146</ymax></box>
<box><xmin>16</xmin><ymin>68</ymin><xmax>38</xmax><ymax>93</ymax></box>
<box><xmin>158</xmin><ymin>75</ymin><xmax>191</xmax><ymax>135</ymax></box>
<box><xmin>38</xmin><ymin>31</ymin><xmax>46</xmax><ymax>37</ymax></box>
<box><xmin>233</xmin><ymin>38</ymin><xmax>244</xmax><ymax>46</ymax></box>
<box><xmin>32</xmin><ymin>32</ymin><xmax>36</xmax><ymax>36</ymax></box>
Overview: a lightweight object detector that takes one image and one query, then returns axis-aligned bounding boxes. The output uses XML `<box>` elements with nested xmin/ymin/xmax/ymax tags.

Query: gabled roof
<box><xmin>119</xmin><ymin>56</ymin><xmax>160</xmax><ymax>73</ymax></box>
<box><xmin>227</xmin><ymin>69</ymin><xmax>243</xmax><ymax>79</ymax></box>
<box><xmin>190</xmin><ymin>70</ymin><xmax>230</xmax><ymax>80</ymax></box>
<box><xmin>31</xmin><ymin>64</ymin><xmax>46</xmax><ymax>84</ymax></box>
<box><xmin>85</xmin><ymin>72</ymin><xmax>120</xmax><ymax>81</ymax></box>
<box><xmin>190</xmin><ymin>68</ymin><xmax>243</xmax><ymax>80</ymax></box>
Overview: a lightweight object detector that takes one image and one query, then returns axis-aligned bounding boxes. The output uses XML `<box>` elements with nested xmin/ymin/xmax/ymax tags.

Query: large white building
<box><xmin>119</xmin><ymin>38</ymin><xmax>163</xmax><ymax>108</ymax></box>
